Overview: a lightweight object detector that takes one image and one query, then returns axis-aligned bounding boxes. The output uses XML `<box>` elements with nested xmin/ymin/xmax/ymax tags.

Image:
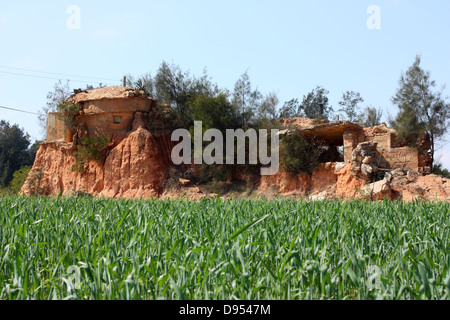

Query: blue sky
<box><xmin>1</xmin><ymin>0</ymin><xmax>449</xmax><ymax>168</ymax></box>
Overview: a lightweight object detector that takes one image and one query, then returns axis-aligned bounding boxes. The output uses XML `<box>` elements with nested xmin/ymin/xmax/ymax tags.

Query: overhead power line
<box><xmin>0</xmin><ymin>105</ymin><xmax>39</xmax><ymax>115</ymax></box>
<box><xmin>0</xmin><ymin>65</ymin><xmax>119</xmax><ymax>82</ymax></box>
<box><xmin>0</xmin><ymin>70</ymin><xmax>120</xmax><ymax>86</ymax></box>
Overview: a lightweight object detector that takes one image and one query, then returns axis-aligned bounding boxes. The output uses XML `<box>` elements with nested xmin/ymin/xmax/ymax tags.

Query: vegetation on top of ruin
<box><xmin>390</xmin><ymin>55</ymin><xmax>450</xmax><ymax>171</ymax></box>
<box><xmin>280</xmin><ymin>132</ymin><xmax>324</xmax><ymax>175</ymax></box>
<box><xmin>55</xmin><ymin>100</ymin><xmax>81</xmax><ymax>132</ymax></box>
<box><xmin>433</xmin><ymin>163</ymin><xmax>450</xmax><ymax>179</ymax></box>
<box><xmin>72</xmin><ymin>134</ymin><xmax>111</xmax><ymax>173</ymax></box>
<box><xmin>2</xmin><ymin>56</ymin><xmax>447</xmax><ymax>196</ymax></box>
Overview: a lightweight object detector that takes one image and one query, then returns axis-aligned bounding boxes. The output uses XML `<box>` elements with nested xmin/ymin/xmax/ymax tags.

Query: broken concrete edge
<box><xmin>31</xmin><ymin>85</ymin><xmax>439</xmax><ymax>201</ymax></box>
<box><xmin>68</xmin><ymin>86</ymin><xmax>150</xmax><ymax>103</ymax></box>
<box><xmin>26</xmin><ymin>135</ymin><xmax>443</xmax><ymax>202</ymax></box>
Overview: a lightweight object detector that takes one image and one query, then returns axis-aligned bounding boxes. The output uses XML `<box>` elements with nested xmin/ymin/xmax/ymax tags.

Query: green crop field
<box><xmin>0</xmin><ymin>196</ymin><xmax>449</xmax><ymax>300</ymax></box>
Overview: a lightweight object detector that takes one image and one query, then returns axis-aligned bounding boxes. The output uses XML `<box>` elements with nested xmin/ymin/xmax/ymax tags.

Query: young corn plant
<box><xmin>0</xmin><ymin>196</ymin><xmax>449</xmax><ymax>300</ymax></box>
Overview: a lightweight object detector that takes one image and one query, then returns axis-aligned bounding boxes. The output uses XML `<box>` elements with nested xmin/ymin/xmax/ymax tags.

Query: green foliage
<box><xmin>298</xmin><ymin>86</ymin><xmax>333</xmax><ymax>121</ymax></box>
<box><xmin>9</xmin><ymin>166</ymin><xmax>31</xmax><ymax>194</ymax></box>
<box><xmin>390</xmin><ymin>55</ymin><xmax>450</xmax><ymax>168</ymax></box>
<box><xmin>0</xmin><ymin>120</ymin><xmax>33</xmax><ymax>188</ymax></box>
<box><xmin>128</xmin><ymin>64</ymin><xmax>279</xmax><ymax>132</ymax></box>
<box><xmin>0</xmin><ymin>187</ymin><xmax>11</xmax><ymax>196</ymax></box>
<box><xmin>280</xmin><ymin>132</ymin><xmax>323</xmax><ymax>175</ymax></box>
<box><xmin>358</xmin><ymin>106</ymin><xmax>383</xmax><ymax>127</ymax></box>
<box><xmin>391</xmin><ymin>106</ymin><xmax>422</xmax><ymax>145</ymax></box>
<box><xmin>0</xmin><ymin>166</ymin><xmax>33</xmax><ymax>195</ymax></box>
<box><xmin>432</xmin><ymin>163</ymin><xmax>450</xmax><ymax>179</ymax></box>
<box><xmin>199</xmin><ymin>163</ymin><xmax>229</xmax><ymax>184</ymax></box>
<box><xmin>84</xmin><ymin>83</ymin><xmax>107</xmax><ymax>90</ymax></box>
<box><xmin>257</xmin><ymin>92</ymin><xmax>279</xmax><ymax>121</ymax></box>
<box><xmin>232</xmin><ymin>71</ymin><xmax>264</xmax><ymax>127</ymax></box>
<box><xmin>155</xmin><ymin>62</ymin><xmax>196</xmax><ymax>128</ymax></box>
<box><xmin>127</xmin><ymin>62</ymin><xmax>220</xmax><ymax>129</ymax></box>
<box><xmin>38</xmin><ymin>80</ymin><xmax>72</xmax><ymax>134</ymax></box>
<box><xmin>56</xmin><ymin>100</ymin><xmax>81</xmax><ymax>131</ymax></box>
<box><xmin>154</xmin><ymin>62</ymin><xmax>219</xmax><ymax>128</ymax></box>
<box><xmin>189</xmin><ymin>93</ymin><xmax>241</xmax><ymax>132</ymax></box>
<box><xmin>338</xmin><ymin>91</ymin><xmax>364</xmax><ymax>122</ymax></box>
<box><xmin>187</xmin><ymin>93</ymin><xmax>238</xmax><ymax>183</ymax></box>
<box><xmin>72</xmin><ymin>135</ymin><xmax>110</xmax><ymax>173</ymax></box>
<box><xmin>127</xmin><ymin>62</ymin><xmax>283</xmax><ymax>185</ymax></box>
<box><xmin>0</xmin><ymin>197</ymin><xmax>449</xmax><ymax>300</ymax></box>
<box><xmin>279</xmin><ymin>98</ymin><xmax>300</xmax><ymax>118</ymax></box>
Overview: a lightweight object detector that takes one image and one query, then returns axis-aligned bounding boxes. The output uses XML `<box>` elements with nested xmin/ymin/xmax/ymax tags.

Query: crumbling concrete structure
<box><xmin>24</xmin><ymin>86</ymin><xmax>171</xmax><ymax>199</ymax></box>
<box><xmin>22</xmin><ymin>87</ymin><xmax>445</xmax><ymax>202</ymax></box>
<box><xmin>46</xmin><ymin>113</ymin><xmax>66</xmax><ymax>142</ymax></box>
<box><xmin>280</xmin><ymin>119</ymin><xmax>432</xmax><ymax>177</ymax></box>
<box><xmin>46</xmin><ymin>86</ymin><xmax>156</xmax><ymax>145</ymax></box>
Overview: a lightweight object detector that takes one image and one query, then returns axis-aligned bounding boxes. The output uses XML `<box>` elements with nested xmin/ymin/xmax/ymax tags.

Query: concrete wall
<box><xmin>344</xmin><ymin>128</ymin><xmax>421</xmax><ymax>171</ymax></box>
<box><xmin>46</xmin><ymin>112</ymin><xmax>66</xmax><ymax>142</ymax></box>
<box><xmin>365</xmin><ymin>131</ymin><xmax>419</xmax><ymax>171</ymax></box>
<box><xmin>369</xmin><ymin>134</ymin><xmax>393</xmax><ymax>150</ymax></box>
<box><xmin>380</xmin><ymin>147</ymin><xmax>419</xmax><ymax>171</ymax></box>
<box><xmin>46</xmin><ymin>97</ymin><xmax>153</xmax><ymax>144</ymax></box>
<box><xmin>343</xmin><ymin>131</ymin><xmax>364</xmax><ymax>163</ymax></box>
<box><xmin>77</xmin><ymin>111</ymin><xmax>135</xmax><ymax>142</ymax></box>
<box><xmin>81</xmin><ymin>98</ymin><xmax>151</xmax><ymax>115</ymax></box>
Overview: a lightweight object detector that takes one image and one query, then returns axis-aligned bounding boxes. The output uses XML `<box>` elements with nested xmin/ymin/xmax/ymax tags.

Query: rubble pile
<box><xmin>350</xmin><ymin>141</ymin><xmax>379</xmax><ymax>180</ymax></box>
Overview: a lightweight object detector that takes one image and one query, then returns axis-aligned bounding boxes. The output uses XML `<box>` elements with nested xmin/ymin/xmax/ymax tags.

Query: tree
<box><xmin>153</xmin><ymin>62</ymin><xmax>219</xmax><ymax>128</ymax></box>
<box><xmin>27</xmin><ymin>140</ymin><xmax>41</xmax><ymax>165</ymax></box>
<box><xmin>9</xmin><ymin>166</ymin><xmax>31</xmax><ymax>194</ymax></box>
<box><xmin>298</xmin><ymin>86</ymin><xmax>333</xmax><ymax>121</ymax></box>
<box><xmin>232</xmin><ymin>71</ymin><xmax>263</xmax><ymax>127</ymax></box>
<box><xmin>390</xmin><ymin>55</ymin><xmax>450</xmax><ymax>170</ymax></box>
<box><xmin>38</xmin><ymin>80</ymin><xmax>72</xmax><ymax>134</ymax></box>
<box><xmin>125</xmin><ymin>73</ymin><xmax>156</xmax><ymax>98</ymax></box>
<box><xmin>154</xmin><ymin>61</ymin><xmax>196</xmax><ymax>128</ymax></box>
<box><xmin>358</xmin><ymin>105</ymin><xmax>383</xmax><ymax>127</ymax></box>
<box><xmin>280</xmin><ymin>132</ymin><xmax>323</xmax><ymax>175</ymax></box>
<box><xmin>257</xmin><ymin>92</ymin><xmax>279</xmax><ymax>121</ymax></box>
<box><xmin>188</xmin><ymin>92</ymin><xmax>240</xmax><ymax>132</ymax></box>
<box><xmin>338</xmin><ymin>91</ymin><xmax>364</xmax><ymax>122</ymax></box>
<box><xmin>188</xmin><ymin>93</ymin><xmax>240</xmax><ymax>183</ymax></box>
<box><xmin>0</xmin><ymin>120</ymin><xmax>32</xmax><ymax>187</ymax></box>
<box><xmin>84</xmin><ymin>83</ymin><xmax>107</xmax><ymax>90</ymax></box>
<box><xmin>432</xmin><ymin>162</ymin><xmax>450</xmax><ymax>178</ymax></box>
<box><xmin>279</xmin><ymin>99</ymin><xmax>300</xmax><ymax>118</ymax></box>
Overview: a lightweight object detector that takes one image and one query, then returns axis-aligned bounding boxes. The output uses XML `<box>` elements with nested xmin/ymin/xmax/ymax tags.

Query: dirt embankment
<box><xmin>21</xmin><ymin>126</ymin><xmax>171</xmax><ymax>199</ymax></box>
<box><xmin>22</xmin><ymin>121</ymin><xmax>449</xmax><ymax>202</ymax></box>
<box><xmin>23</xmin><ymin>137</ymin><xmax>450</xmax><ymax>202</ymax></box>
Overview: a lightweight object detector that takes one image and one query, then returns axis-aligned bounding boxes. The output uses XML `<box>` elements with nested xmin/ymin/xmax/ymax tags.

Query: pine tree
<box><xmin>338</xmin><ymin>91</ymin><xmax>364</xmax><ymax>122</ymax></box>
<box><xmin>358</xmin><ymin>106</ymin><xmax>383</xmax><ymax>127</ymax></box>
<box><xmin>298</xmin><ymin>86</ymin><xmax>333</xmax><ymax>121</ymax></box>
<box><xmin>390</xmin><ymin>55</ymin><xmax>450</xmax><ymax>170</ymax></box>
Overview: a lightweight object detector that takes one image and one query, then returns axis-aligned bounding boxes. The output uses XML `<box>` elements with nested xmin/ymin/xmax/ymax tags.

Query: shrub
<box><xmin>56</xmin><ymin>101</ymin><xmax>81</xmax><ymax>131</ymax></box>
<box><xmin>432</xmin><ymin>163</ymin><xmax>450</xmax><ymax>179</ymax></box>
<box><xmin>280</xmin><ymin>132</ymin><xmax>323</xmax><ymax>175</ymax></box>
<box><xmin>72</xmin><ymin>135</ymin><xmax>110</xmax><ymax>173</ymax></box>
<box><xmin>9</xmin><ymin>166</ymin><xmax>31</xmax><ymax>194</ymax></box>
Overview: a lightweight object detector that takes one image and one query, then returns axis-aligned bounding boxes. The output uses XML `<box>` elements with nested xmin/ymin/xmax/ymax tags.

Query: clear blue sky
<box><xmin>1</xmin><ymin>0</ymin><xmax>449</xmax><ymax>168</ymax></box>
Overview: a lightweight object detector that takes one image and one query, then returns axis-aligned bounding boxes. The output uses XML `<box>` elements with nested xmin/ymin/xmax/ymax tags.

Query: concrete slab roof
<box><xmin>68</xmin><ymin>86</ymin><xmax>151</xmax><ymax>103</ymax></box>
